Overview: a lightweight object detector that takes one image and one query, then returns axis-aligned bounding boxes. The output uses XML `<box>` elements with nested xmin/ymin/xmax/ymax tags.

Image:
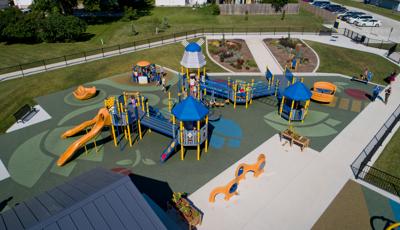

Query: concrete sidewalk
<box><xmin>189</xmin><ymin>77</ymin><xmax>400</xmax><ymax>229</ymax></box>
<box><xmin>245</xmin><ymin>38</ymin><xmax>283</xmax><ymax>74</ymax></box>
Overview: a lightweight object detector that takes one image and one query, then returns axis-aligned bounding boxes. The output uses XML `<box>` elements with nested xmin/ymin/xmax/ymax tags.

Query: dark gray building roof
<box><xmin>0</xmin><ymin>168</ymin><xmax>167</xmax><ymax>230</ymax></box>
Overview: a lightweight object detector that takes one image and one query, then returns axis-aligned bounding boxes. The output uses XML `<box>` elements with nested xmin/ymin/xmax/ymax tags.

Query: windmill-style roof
<box><xmin>185</xmin><ymin>42</ymin><xmax>202</xmax><ymax>52</ymax></box>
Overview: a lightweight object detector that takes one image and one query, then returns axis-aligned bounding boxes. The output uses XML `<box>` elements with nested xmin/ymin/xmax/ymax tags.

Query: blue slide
<box><xmin>160</xmin><ymin>139</ymin><xmax>179</xmax><ymax>162</ymax></box>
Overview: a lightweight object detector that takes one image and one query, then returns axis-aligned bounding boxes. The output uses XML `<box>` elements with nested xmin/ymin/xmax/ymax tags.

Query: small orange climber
<box><xmin>73</xmin><ymin>85</ymin><xmax>97</xmax><ymax>100</ymax></box>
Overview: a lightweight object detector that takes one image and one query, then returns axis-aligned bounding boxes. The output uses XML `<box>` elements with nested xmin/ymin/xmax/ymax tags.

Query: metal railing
<box><xmin>0</xmin><ymin>26</ymin><xmax>331</xmax><ymax>80</ymax></box>
<box><xmin>350</xmin><ymin>104</ymin><xmax>400</xmax><ymax>197</ymax></box>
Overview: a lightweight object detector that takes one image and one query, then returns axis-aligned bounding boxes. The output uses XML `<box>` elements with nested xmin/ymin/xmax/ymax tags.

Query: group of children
<box><xmin>132</xmin><ymin>64</ymin><xmax>167</xmax><ymax>92</ymax></box>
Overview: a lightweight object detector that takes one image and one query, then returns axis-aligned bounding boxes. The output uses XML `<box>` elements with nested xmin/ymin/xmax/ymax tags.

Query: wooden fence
<box><xmin>299</xmin><ymin>1</ymin><xmax>336</xmax><ymax>23</ymax></box>
<box><xmin>218</xmin><ymin>3</ymin><xmax>300</xmax><ymax>15</ymax></box>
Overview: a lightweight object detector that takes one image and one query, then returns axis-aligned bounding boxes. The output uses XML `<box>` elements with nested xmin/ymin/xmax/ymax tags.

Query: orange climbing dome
<box><xmin>73</xmin><ymin>85</ymin><xmax>97</xmax><ymax>100</ymax></box>
<box><xmin>311</xmin><ymin>82</ymin><xmax>336</xmax><ymax>103</ymax></box>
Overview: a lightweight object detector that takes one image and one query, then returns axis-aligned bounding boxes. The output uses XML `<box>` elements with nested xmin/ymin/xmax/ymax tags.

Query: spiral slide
<box><xmin>57</xmin><ymin>108</ymin><xmax>110</xmax><ymax>166</ymax></box>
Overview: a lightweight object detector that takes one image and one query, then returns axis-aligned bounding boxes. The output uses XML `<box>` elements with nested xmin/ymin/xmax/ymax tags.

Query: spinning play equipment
<box><xmin>57</xmin><ymin>108</ymin><xmax>111</xmax><ymax>166</ymax></box>
<box><xmin>132</xmin><ymin>60</ymin><xmax>160</xmax><ymax>84</ymax></box>
<box><xmin>279</xmin><ymin>81</ymin><xmax>312</xmax><ymax>123</ymax></box>
<box><xmin>73</xmin><ymin>85</ymin><xmax>97</xmax><ymax>100</ymax></box>
<box><xmin>311</xmin><ymin>82</ymin><xmax>337</xmax><ymax>103</ymax></box>
<box><xmin>209</xmin><ymin>154</ymin><xmax>266</xmax><ymax>203</ymax></box>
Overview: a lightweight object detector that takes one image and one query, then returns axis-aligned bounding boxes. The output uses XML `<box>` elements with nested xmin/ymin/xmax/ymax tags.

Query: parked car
<box><xmin>355</xmin><ymin>19</ymin><xmax>382</xmax><ymax>27</ymax></box>
<box><xmin>348</xmin><ymin>15</ymin><xmax>373</xmax><ymax>24</ymax></box>
<box><xmin>312</xmin><ymin>1</ymin><xmax>330</xmax><ymax>8</ymax></box>
<box><xmin>334</xmin><ymin>7</ymin><xmax>348</xmax><ymax>14</ymax></box>
<box><xmin>341</xmin><ymin>12</ymin><xmax>365</xmax><ymax>21</ymax></box>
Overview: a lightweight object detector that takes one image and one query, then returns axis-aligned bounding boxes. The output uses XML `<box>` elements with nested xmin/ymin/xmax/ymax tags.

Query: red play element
<box><xmin>111</xmin><ymin>167</ymin><xmax>132</xmax><ymax>176</ymax></box>
<box><xmin>161</xmin><ymin>154</ymin><xmax>166</xmax><ymax>160</ymax></box>
<box><xmin>344</xmin><ymin>88</ymin><xmax>368</xmax><ymax>100</ymax></box>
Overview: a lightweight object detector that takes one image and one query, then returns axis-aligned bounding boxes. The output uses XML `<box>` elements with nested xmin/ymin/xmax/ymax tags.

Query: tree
<box><xmin>3</xmin><ymin>13</ymin><xmax>41</xmax><ymax>43</ymax></box>
<box><xmin>0</xmin><ymin>8</ymin><xmax>22</xmax><ymax>41</ymax></box>
<box><xmin>39</xmin><ymin>13</ymin><xmax>87</xmax><ymax>42</ymax></box>
<box><xmin>271</xmin><ymin>0</ymin><xmax>288</xmax><ymax>12</ymax></box>
<box><xmin>31</xmin><ymin>0</ymin><xmax>77</xmax><ymax>15</ymax></box>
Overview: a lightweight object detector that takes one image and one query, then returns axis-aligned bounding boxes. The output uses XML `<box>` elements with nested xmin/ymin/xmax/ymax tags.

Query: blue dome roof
<box><xmin>283</xmin><ymin>82</ymin><xmax>312</xmax><ymax>101</ymax></box>
<box><xmin>185</xmin><ymin>42</ymin><xmax>202</xmax><ymax>52</ymax></box>
<box><xmin>172</xmin><ymin>96</ymin><xmax>209</xmax><ymax>121</ymax></box>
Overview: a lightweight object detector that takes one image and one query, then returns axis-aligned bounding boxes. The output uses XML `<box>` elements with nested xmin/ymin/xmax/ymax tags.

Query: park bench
<box><xmin>13</xmin><ymin>104</ymin><xmax>38</xmax><ymax>123</ymax></box>
<box><xmin>352</xmin><ymin>35</ymin><xmax>366</xmax><ymax>44</ymax></box>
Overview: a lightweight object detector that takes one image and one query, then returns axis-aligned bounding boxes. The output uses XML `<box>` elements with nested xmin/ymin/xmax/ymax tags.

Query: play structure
<box><xmin>279</xmin><ymin>81</ymin><xmax>312</xmax><ymax>123</ymax></box>
<box><xmin>311</xmin><ymin>82</ymin><xmax>337</xmax><ymax>103</ymax></box>
<box><xmin>387</xmin><ymin>223</ymin><xmax>400</xmax><ymax>230</ymax></box>
<box><xmin>57</xmin><ymin>108</ymin><xmax>111</xmax><ymax>166</ymax></box>
<box><xmin>209</xmin><ymin>154</ymin><xmax>266</xmax><ymax>203</ymax></box>
<box><xmin>58</xmin><ymin>91</ymin><xmax>210</xmax><ymax>166</ymax></box>
<box><xmin>131</xmin><ymin>60</ymin><xmax>161</xmax><ymax>84</ymax></box>
<box><xmin>73</xmin><ymin>85</ymin><xmax>97</xmax><ymax>100</ymax></box>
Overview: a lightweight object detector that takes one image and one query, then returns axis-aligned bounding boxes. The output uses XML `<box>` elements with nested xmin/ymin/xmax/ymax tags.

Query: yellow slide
<box><xmin>387</xmin><ymin>223</ymin><xmax>400</xmax><ymax>230</ymax></box>
<box><xmin>57</xmin><ymin>108</ymin><xmax>111</xmax><ymax>166</ymax></box>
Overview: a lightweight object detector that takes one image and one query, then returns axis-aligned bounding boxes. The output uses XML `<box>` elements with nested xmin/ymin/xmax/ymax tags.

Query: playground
<box><xmin>0</xmin><ymin>36</ymin><xmax>399</xmax><ymax>229</ymax></box>
<box><xmin>0</xmin><ymin>68</ymin><xmax>376</xmax><ymax>210</ymax></box>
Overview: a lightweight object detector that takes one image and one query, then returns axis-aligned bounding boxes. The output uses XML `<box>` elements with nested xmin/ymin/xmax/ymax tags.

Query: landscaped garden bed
<box><xmin>208</xmin><ymin>39</ymin><xmax>259</xmax><ymax>72</ymax></box>
<box><xmin>264</xmin><ymin>38</ymin><xmax>318</xmax><ymax>72</ymax></box>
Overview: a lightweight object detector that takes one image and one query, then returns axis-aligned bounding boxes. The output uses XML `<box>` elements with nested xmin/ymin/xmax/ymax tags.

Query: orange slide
<box><xmin>311</xmin><ymin>82</ymin><xmax>337</xmax><ymax>103</ymax></box>
<box><xmin>73</xmin><ymin>85</ymin><xmax>97</xmax><ymax>100</ymax></box>
<box><xmin>57</xmin><ymin>108</ymin><xmax>111</xmax><ymax>166</ymax></box>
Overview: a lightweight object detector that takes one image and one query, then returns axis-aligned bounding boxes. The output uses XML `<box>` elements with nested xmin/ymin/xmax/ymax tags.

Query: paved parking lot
<box><xmin>333</xmin><ymin>3</ymin><xmax>400</xmax><ymax>42</ymax></box>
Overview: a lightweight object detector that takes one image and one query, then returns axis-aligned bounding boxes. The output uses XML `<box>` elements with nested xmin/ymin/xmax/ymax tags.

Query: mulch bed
<box><xmin>264</xmin><ymin>39</ymin><xmax>318</xmax><ymax>72</ymax></box>
<box><xmin>208</xmin><ymin>39</ymin><xmax>259</xmax><ymax>72</ymax></box>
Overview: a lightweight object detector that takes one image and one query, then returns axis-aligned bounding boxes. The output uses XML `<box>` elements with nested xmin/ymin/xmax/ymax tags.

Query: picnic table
<box><xmin>279</xmin><ymin>129</ymin><xmax>310</xmax><ymax>151</ymax></box>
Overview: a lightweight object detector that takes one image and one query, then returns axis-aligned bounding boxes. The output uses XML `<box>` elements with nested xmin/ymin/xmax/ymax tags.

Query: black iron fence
<box><xmin>351</xmin><ymin>104</ymin><xmax>400</xmax><ymax>197</ymax></box>
<box><xmin>0</xmin><ymin>26</ymin><xmax>331</xmax><ymax>80</ymax></box>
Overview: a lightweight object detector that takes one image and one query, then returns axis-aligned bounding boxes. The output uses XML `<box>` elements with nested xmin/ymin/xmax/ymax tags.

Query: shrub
<box><xmin>122</xmin><ymin>6</ymin><xmax>138</xmax><ymax>21</ymax></box>
<box><xmin>199</xmin><ymin>3</ymin><xmax>220</xmax><ymax>15</ymax></box>
<box><xmin>39</xmin><ymin>13</ymin><xmax>87</xmax><ymax>42</ymax></box>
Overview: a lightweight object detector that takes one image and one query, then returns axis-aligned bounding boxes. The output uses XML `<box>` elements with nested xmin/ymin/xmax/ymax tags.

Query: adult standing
<box><xmin>385</xmin><ymin>87</ymin><xmax>392</xmax><ymax>104</ymax></box>
<box><xmin>162</xmin><ymin>75</ymin><xmax>167</xmax><ymax>92</ymax></box>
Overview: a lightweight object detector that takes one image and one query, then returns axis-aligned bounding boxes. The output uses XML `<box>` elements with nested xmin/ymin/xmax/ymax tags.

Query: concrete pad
<box><xmin>6</xmin><ymin>105</ymin><xmax>51</xmax><ymax>133</ymax></box>
<box><xmin>0</xmin><ymin>159</ymin><xmax>10</xmax><ymax>182</ymax></box>
<box><xmin>245</xmin><ymin>38</ymin><xmax>284</xmax><ymax>74</ymax></box>
<box><xmin>189</xmin><ymin>134</ymin><xmax>320</xmax><ymax>230</ymax></box>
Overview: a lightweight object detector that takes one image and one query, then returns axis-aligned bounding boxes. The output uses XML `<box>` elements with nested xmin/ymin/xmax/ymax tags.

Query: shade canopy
<box><xmin>180</xmin><ymin>42</ymin><xmax>206</xmax><ymax>69</ymax></box>
<box><xmin>172</xmin><ymin>96</ymin><xmax>209</xmax><ymax>121</ymax></box>
<box><xmin>136</xmin><ymin>60</ymin><xmax>151</xmax><ymax>67</ymax></box>
<box><xmin>283</xmin><ymin>82</ymin><xmax>312</xmax><ymax>101</ymax></box>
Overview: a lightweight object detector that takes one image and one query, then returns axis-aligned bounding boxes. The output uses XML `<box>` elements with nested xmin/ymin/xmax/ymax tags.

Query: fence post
<box><xmin>302</xmin><ymin>27</ymin><xmax>304</xmax><ymax>35</ymax></box>
<box><xmin>118</xmin><ymin>45</ymin><xmax>121</xmax><ymax>54</ymax></box>
<box><xmin>101</xmin><ymin>48</ymin><xmax>105</xmax><ymax>57</ymax></box>
<box><xmin>43</xmin><ymin>60</ymin><xmax>47</xmax><ymax>71</ymax></box>
<box><xmin>186</xmin><ymin>32</ymin><xmax>188</xmax><ymax>39</ymax></box>
<box><xmin>274</xmin><ymin>27</ymin><xmax>276</xmax><ymax>35</ymax></box>
<box><xmin>246</xmin><ymin>27</ymin><xmax>248</xmax><ymax>35</ymax></box>
<box><xmin>174</xmin><ymin>33</ymin><xmax>176</xmax><ymax>42</ymax></box>
<box><xmin>161</xmin><ymin>36</ymin><xmax>164</xmax><ymax>45</ymax></box>
<box><xmin>148</xmin><ymin>39</ymin><xmax>151</xmax><ymax>48</ymax></box>
<box><xmin>64</xmin><ymin>56</ymin><xmax>67</xmax><ymax>66</ymax></box>
<box><xmin>19</xmin><ymin>64</ymin><xmax>24</xmax><ymax>77</ymax></box>
<box><xmin>84</xmin><ymin>52</ymin><xmax>87</xmax><ymax>61</ymax></box>
<box><xmin>133</xmin><ymin>41</ymin><xmax>136</xmax><ymax>51</ymax></box>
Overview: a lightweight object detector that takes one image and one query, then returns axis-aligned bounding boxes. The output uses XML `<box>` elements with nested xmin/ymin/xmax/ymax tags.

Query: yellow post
<box><xmin>180</xmin><ymin>121</ymin><xmax>184</xmax><ymax>160</ymax></box>
<box><xmin>197</xmin><ymin>84</ymin><xmax>200</xmax><ymax>100</ymax></box>
<box><xmin>271</xmin><ymin>74</ymin><xmax>275</xmax><ymax>86</ymax></box>
<box><xmin>279</xmin><ymin>96</ymin><xmax>285</xmax><ymax>114</ymax></box>
<box><xmin>233</xmin><ymin>83</ymin><xmax>237</xmax><ymax>109</ymax></box>
<box><xmin>197</xmin><ymin>120</ymin><xmax>200</xmax><ymax>160</ymax></box>
<box><xmin>138</xmin><ymin>118</ymin><xmax>142</xmax><ymax>140</ymax></box>
<box><xmin>124</xmin><ymin>107</ymin><xmax>132</xmax><ymax>147</ymax></box>
<box><xmin>288</xmin><ymin>99</ymin><xmax>295</xmax><ymax>123</ymax></box>
<box><xmin>292</xmin><ymin>75</ymin><xmax>295</xmax><ymax>84</ymax></box>
<box><xmin>301</xmin><ymin>77</ymin><xmax>304</xmax><ymax>83</ymax></box>
<box><xmin>228</xmin><ymin>77</ymin><xmax>231</xmax><ymax>87</ymax></box>
<box><xmin>186</xmin><ymin>68</ymin><xmax>189</xmax><ymax>85</ymax></box>
<box><xmin>168</xmin><ymin>91</ymin><xmax>171</xmax><ymax>112</ymax></box>
<box><xmin>302</xmin><ymin>100</ymin><xmax>310</xmax><ymax>122</ymax></box>
<box><xmin>197</xmin><ymin>68</ymin><xmax>200</xmax><ymax>80</ymax></box>
<box><xmin>250</xmin><ymin>79</ymin><xmax>254</xmax><ymax>105</ymax></box>
<box><xmin>245</xmin><ymin>84</ymin><xmax>249</xmax><ymax>109</ymax></box>
<box><xmin>121</xmin><ymin>103</ymin><xmax>128</xmax><ymax>140</ymax></box>
<box><xmin>203</xmin><ymin>67</ymin><xmax>206</xmax><ymax>77</ymax></box>
<box><xmin>204</xmin><ymin>88</ymin><xmax>206</xmax><ymax>96</ymax></box>
<box><xmin>205</xmin><ymin>116</ymin><xmax>208</xmax><ymax>153</ymax></box>
<box><xmin>181</xmin><ymin>66</ymin><xmax>184</xmax><ymax>74</ymax></box>
<box><xmin>111</xmin><ymin>123</ymin><xmax>117</xmax><ymax>147</ymax></box>
<box><xmin>141</xmin><ymin>96</ymin><xmax>145</xmax><ymax>112</ymax></box>
<box><xmin>172</xmin><ymin>115</ymin><xmax>176</xmax><ymax>125</ymax></box>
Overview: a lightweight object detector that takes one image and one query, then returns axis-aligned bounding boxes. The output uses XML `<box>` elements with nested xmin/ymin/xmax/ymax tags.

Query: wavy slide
<box><xmin>57</xmin><ymin>108</ymin><xmax>110</xmax><ymax>166</ymax></box>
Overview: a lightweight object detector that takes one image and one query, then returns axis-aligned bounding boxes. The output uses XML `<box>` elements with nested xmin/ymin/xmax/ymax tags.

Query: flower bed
<box><xmin>264</xmin><ymin>38</ymin><xmax>318</xmax><ymax>72</ymax></box>
<box><xmin>208</xmin><ymin>39</ymin><xmax>259</xmax><ymax>72</ymax></box>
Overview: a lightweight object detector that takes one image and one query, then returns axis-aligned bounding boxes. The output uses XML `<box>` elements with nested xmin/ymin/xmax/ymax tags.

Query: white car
<box><xmin>348</xmin><ymin>15</ymin><xmax>373</xmax><ymax>24</ymax></box>
<box><xmin>356</xmin><ymin>19</ymin><xmax>382</xmax><ymax>27</ymax></box>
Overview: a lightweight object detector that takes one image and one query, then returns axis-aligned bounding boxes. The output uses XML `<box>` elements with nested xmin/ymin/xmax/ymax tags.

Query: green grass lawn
<box><xmin>0</xmin><ymin>7</ymin><xmax>324</xmax><ymax>69</ymax></box>
<box><xmin>0</xmin><ymin>40</ymin><xmax>224</xmax><ymax>133</ymax></box>
<box><xmin>333</xmin><ymin>0</ymin><xmax>400</xmax><ymax>21</ymax></box>
<box><xmin>306</xmin><ymin>40</ymin><xmax>400</xmax><ymax>85</ymax></box>
<box><xmin>373</xmin><ymin>128</ymin><xmax>400</xmax><ymax>178</ymax></box>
